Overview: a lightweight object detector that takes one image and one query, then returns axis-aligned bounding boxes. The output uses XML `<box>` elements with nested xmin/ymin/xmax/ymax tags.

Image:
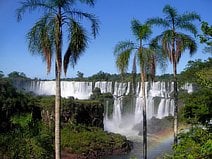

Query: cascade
<box><xmin>14</xmin><ymin>80</ymin><xmax>93</xmax><ymax>99</ymax></box>
<box><xmin>14</xmin><ymin>80</ymin><xmax>193</xmax><ymax>136</ymax></box>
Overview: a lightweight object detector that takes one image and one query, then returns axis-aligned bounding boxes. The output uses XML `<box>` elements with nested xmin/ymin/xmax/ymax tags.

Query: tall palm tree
<box><xmin>16</xmin><ymin>0</ymin><xmax>99</xmax><ymax>158</ymax></box>
<box><xmin>114</xmin><ymin>19</ymin><xmax>158</xmax><ymax>159</ymax></box>
<box><xmin>147</xmin><ymin>4</ymin><xmax>200</xmax><ymax>144</ymax></box>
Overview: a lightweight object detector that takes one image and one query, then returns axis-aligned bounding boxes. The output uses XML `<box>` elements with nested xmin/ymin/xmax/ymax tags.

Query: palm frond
<box><xmin>175</xmin><ymin>33</ymin><xmax>197</xmax><ymax>63</ymax></box>
<box><xmin>67</xmin><ymin>10</ymin><xmax>99</xmax><ymax>38</ymax></box>
<box><xmin>79</xmin><ymin>0</ymin><xmax>95</xmax><ymax>6</ymax></box>
<box><xmin>146</xmin><ymin>17</ymin><xmax>170</xmax><ymax>28</ymax></box>
<box><xmin>53</xmin><ymin>0</ymin><xmax>75</xmax><ymax>7</ymax></box>
<box><xmin>115</xmin><ymin>50</ymin><xmax>131</xmax><ymax>74</ymax></box>
<box><xmin>114</xmin><ymin>41</ymin><xmax>135</xmax><ymax>56</ymax></box>
<box><xmin>27</xmin><ymin>15</ymin><xmax>55</xmax><ymax>73</ymax></box>
<box><xmin>178</xmin><ymin>12</ymin><xmax>201</xmax><ymax>23</ymax></box>
<box><xmin>163</xmin><ymin>5</ymin><xmax>178</xmax><ymax>20</ymax></box>
<box><xmin>114</xmin><ymin>41</ymin><xmax>135</xmax><ymax>74</ymax></box>
<box><xmin>16</xmin><ymin>0</ymin><xmax>55</xmax><ymax>21</ymax></box>
<box><xmin>63</xmin><ymin>20</ymin><xmax>88</xmax><ymax>74</ymax></box>
<box><xmin>143</xmin><ymin>48</ymin><xmax>156</xmax><ymax>81</ymax></box>
<box><xmin>131</xmin><ymin>19</ymin><xmax>141</xmax><ymax>36</ymax></box>
<box><xmin>161</xmin><ymin>30</ymin><xmax>174</xmax><ymax>63</ymax></box>
<box><xmin>131</xmin><ymin>19</ymin><xmax>152</xmax><ymax>42</ymax></box>
<box><xmin>177</xmin><ymin>22</ymin><xmax>198</xmax><ymax>36</ymax></box>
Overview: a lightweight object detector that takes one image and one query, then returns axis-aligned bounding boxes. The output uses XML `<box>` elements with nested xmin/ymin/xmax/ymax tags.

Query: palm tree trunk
<box><xmin>141</xmin><ymin>67</ymin><xmax>147</xmax><ymax>159</ymax></box>
<box><xmin>55</xmin><ymin>7</ymin><xmax>62</xmax><ymax>159</ymax></box>
<box><xmin>173</xmin><ymin>61</ymin><xmax>178</xmax><ymax>145</ymax></box>
<box><xmin>171</xmin><ymin>28</ymin><xmax>178</xmax><ymax>145</ymax></box>
<box><xmin>55</xmin><ymin>65</ymin><xmax>61</xmax><ymax>159</ymax></box>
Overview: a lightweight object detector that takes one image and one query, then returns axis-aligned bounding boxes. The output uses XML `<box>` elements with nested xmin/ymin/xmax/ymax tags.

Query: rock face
<box><xmin>38</xmin><ymin>96</ymin><xmax>104</xmax><ymax>128</ymax></box>
<box><xmin>62</xmin><ymin>99</ymin><xmax>104</xmax><ymax>128</ymax></box>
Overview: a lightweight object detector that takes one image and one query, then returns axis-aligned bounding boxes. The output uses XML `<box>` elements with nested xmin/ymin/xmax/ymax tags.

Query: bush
<box><xmin>61</xmin><ymin>123</ymin><xmax>132</xmax><ymax>157</ymax></box>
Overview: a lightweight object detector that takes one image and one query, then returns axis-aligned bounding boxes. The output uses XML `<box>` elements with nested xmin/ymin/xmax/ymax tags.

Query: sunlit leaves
<box><xmin>131</xmin><ymin>19</ymin><xmax>152</xmax><ymax>41</ymax></box>
<box><xmin>64</xmin><ymin>20</ymin><xmax>88</xmax><ymax>74</ymax></box>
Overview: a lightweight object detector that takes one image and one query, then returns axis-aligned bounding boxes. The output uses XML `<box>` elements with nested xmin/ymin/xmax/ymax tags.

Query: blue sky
<box><xmin>0</xmin><ymin>0</ymin><xmax>211</xmax><ymax>79</ymax></box>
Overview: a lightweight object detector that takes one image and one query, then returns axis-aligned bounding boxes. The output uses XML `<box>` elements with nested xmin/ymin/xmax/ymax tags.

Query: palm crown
<box><xmin>147</xmin><ymin>4</ymin><xmax>200</xmax><ymax>64</ymax></box>
<box><xmin>16</xmin><ymin>0</ymin><xmax>99</xmax><ymax>74</ymax></box>
<box><xmin>114</xmin><ymin>19</ymin><xmax>163</xmax><ymax>81</ymax></box>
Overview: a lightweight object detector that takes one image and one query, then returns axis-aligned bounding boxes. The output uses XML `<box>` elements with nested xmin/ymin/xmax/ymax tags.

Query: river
<box><xmin>104</xmin><ymin>130</ymin><xmax>173</xmax><ymax>159</ymax></box>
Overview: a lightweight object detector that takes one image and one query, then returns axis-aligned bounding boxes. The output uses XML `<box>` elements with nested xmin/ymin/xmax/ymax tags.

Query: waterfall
<box><xmin>14</xmin><ymin>80</ymin><xmax>93</xmax><ymax>99</ymax></box>
<box><xmin>157</xmin><ymin>99</ymin><xmax>166</xmax><ymax>119</ymax></box>
<box><xmin>14</xmin><ymin>80</ymin><xmax>193</xmax><ymax>136</ymax></box>
<box><xmin>94</xmin><ymin>81</ymin><xmax>113</xmax><ymax>93</ymax></box>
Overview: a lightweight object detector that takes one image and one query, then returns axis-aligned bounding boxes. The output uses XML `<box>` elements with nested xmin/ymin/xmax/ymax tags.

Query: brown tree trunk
<box><xmin>173</xmin><ymin>61</ymin><xmax>178</xmax><ymax>145</ymax></box>
<box><xmin>141</xmin><ymin>66</ymin><xmax>147</xmax><ymax>159</ymax></box>
<box><xmin>55</xmin><ymin>66</ymin><xmax>61</xmax><ymax>159</ymax></box>
<box><xmin>139</xmin><ymin>39</ymin><xmax>147</xmax><ymax>159</ymax></box>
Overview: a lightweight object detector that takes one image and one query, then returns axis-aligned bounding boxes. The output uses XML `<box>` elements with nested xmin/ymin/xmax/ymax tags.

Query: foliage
<box><xmin>166</xmin><ymin>57</ymin><xmax>212</xmax><ymax>158</ymax></box>
<box><xmin>11</xmin><ymin>113</ymin><xmax>33</xmax><ymax>128</ymax></box>
<box><xmin>0</xmin><ymin>78</ymin><xmax>53</xmax><ymax>158</ymax></box>
<box><xmin>0</xmin><ymin>78</ymin><xmax>39</xmax><ymax>131</ymax></box>
<box><xmin>180</xmin><ymin>88</ymin><xmax>212</xmax><ymax>127</ymax></box>
<box><xmin>165</xmin><ymin>127</ymin><xmax>212</xmax><ymax>159</ymax></box>
<box><xmin>62</xmin><ymin>98</ymin><xmax>104</xmax><ymax>128</ymax></box>
<box><xmin>179</xmin><ymin>58</ymin><xmax>212</xmax><ymax>88</ymax></box>
<box><xmin>113</xmin><ymin>19</ymin><xmax>162</xmax><ymax>80</ymax></box>
<box><xmin>76</xmin><ymin>71</ymin><xmax>84</xmax><ymax>80</ymax></box>
<box><xmin>17</xmin><ymin>0</ymin><xmax>99</xmax><ymax>74</ymax></box>
<box><xmin>0</xmin><ymin>121</ymin><xmax>53</xmax><ymax>159</ymax></box>
<box><xmin>61</xmin><ymin>123</ymin><xmax>131</xmax><ymax>157</ymax></box>
<box><xmin>155</xmin><ymin>73</ymin><xmax>173</xmax><ymax>81</ymax></box>
<box><xmin>199</xmin><ymin>21</ymin><xmax>212</xmax><ymax>53</ymax></box>
<box><xmin>8</xmin><ymin>71</ymin><xmax>29</xmax><ymax>80</ymax></box>
<box><xmin>0</xmin><ymin>71</ymin><xmax>4</xmax><ymax>78</ymax></box>
<box><xmin>147</xmin><ymin>4</ymin><xmax>200</xmax><ymax>66</ymax></box>
<box><xmin>89</xmin><ymin>71</ymin><xmax>112</xmax><ymax>81</ymax></box>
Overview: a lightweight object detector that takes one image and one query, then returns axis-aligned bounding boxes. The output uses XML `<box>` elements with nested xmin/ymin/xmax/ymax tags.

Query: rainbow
<box><xmin>148</xmin><ymin>128</ymin><xmax>173</xmax><ymax>158</ymax></box>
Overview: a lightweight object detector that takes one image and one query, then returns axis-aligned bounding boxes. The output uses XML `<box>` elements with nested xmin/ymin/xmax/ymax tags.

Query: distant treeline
<box><xmin>1</xmin><ymin>57</ymin><xmax>211</xmax><ymax>83</ymax></box>
<box><xmin>0</xmin><ymin>70</ymin><xmax>174</xmax><ymax>82</ymax></box>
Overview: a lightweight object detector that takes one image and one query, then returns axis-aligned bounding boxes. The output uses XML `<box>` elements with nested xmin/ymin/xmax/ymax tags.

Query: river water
<box><xmin>104</xmin><ymin>132</ymin><xmax>173</xmax><ymax>159</ymax></box>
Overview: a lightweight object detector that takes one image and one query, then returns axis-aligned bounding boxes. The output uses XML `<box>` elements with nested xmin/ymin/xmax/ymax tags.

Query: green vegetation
<box><xmin>164</xmin><ymin>57</ymin><xmax>212</xmax><ymax>158</ymax></box>
<box><xmin>181</xmin><ymin>88</ymin><xmax>211</xmax><ymax>126</ymax></box>
<box><xmin>62</xmin><ymin>123</ymin><xmax>131</xmax><ymax>157</ymax></box>
<box><xmin>0</xmin><ymin>77</ymin><xmax>53</xmax><ymax>158</ymax></box>
<box><xmin>199</xmin><ymin>21</ymin><xmax>212</xmax><ymax>53</ymax></box>
<box><xmin>179</xmin><ymin>58</ymin><xmax>212</xmax><ymax>88</ymax></box>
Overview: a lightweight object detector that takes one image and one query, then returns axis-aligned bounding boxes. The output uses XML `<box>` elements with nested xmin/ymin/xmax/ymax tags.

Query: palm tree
<box><xmin>16</xmin><ymin>0</ymin><xmax>99</xmax><ymax>158</ymax></box>
<box><xmin>147</xmin><ymin>4</ymin><xmax>200</xmax><ymax>144</ymax></box>
<box><xmin>114</xmin><ymin>19</ymin><xmax>159</xmax><ymax>159</ymax></box>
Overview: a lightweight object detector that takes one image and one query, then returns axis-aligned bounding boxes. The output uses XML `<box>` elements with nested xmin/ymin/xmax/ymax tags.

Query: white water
<box><xmin>14</xmin><ymin>80</ymin><xmax>193</xmax><ymax>136</ymax></box>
